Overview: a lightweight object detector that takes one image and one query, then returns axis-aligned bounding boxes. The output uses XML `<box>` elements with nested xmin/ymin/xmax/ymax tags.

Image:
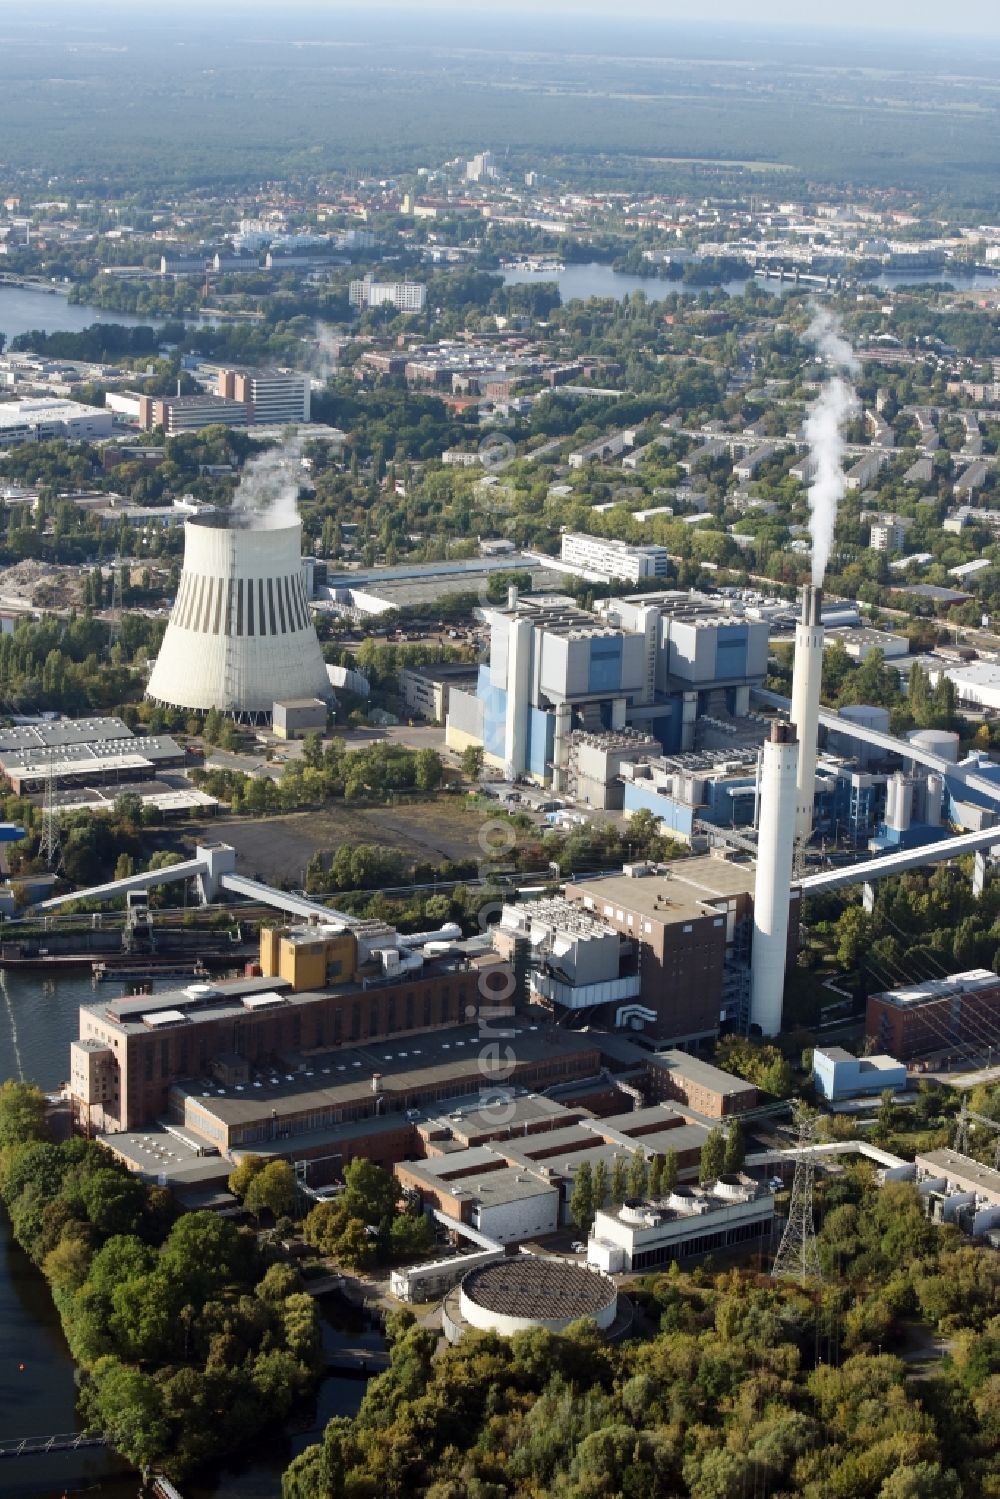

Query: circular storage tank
<box><xmin>908</xmin><ymin>728</ymin><xmax>960</xmax><ymax>765</ymax></box>
<box><xmin>458</xmin><ymin>1258</ymin><xmax>618</xmax><ymax>1337</ymax></box>
<box><xmin>828</xmin><ymin>704</ymin><xmax>891</xmax><ymax>769</ymax></box>
<box><xmin>839</xmin><ymin>703</ymin><xmax>892</xmax><ymax>734</ymax></box>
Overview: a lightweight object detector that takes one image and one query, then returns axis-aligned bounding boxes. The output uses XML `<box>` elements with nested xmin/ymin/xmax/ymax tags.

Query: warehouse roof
<box><xmin>172</xmin><ymin>1022</ymin><xmax>601</xmax><ymax>1128</ymax></box>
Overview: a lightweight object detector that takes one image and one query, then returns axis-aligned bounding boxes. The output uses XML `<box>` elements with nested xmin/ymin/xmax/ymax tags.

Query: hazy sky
<box><xmin>259</xmin><ymin>1</ymin><xmax>997</xmax><ymax>37</ymax></box>
<box><xmin>49</xmin><ymin>0</ymin><xmax>1000</xmax><ymax>37</ymax></box>
<box><xmin>370</xmin><ymin>0</ymin><xmax>999</xmax><ymax>28</ymax></box>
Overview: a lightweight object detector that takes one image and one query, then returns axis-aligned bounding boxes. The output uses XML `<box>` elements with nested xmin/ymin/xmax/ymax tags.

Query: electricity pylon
<box><xmin>39</xmin><ymin>753</ymin><xmax>61</xmax><ymax>872</ymax></box>
<box><xmin>772</xmin><ymin>1109</ymin><xmax>822</xmax><ymax>1284</ymax></box>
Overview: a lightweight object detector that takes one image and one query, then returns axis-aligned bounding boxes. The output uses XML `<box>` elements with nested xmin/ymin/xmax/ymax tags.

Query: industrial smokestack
<box><xmin>790</xmin><ymin>583</ymin><xmax>824</xmax><ymax>846</ymax></box>
<box><xmin>750</xmin><ymin>721</ymin><xmax>798</xmax><ymax>1037</ymax></box>
<box><xmin>146</xmin><ymin>512</ymin><xmax>331</xmax><ymax>720</ymax></box>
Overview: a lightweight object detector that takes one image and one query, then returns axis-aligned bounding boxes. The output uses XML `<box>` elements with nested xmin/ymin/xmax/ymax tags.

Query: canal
<box><xmin>0</xmin><ymin>970</ymin><xmax>381</xmax><ymax>1499</ymax></box>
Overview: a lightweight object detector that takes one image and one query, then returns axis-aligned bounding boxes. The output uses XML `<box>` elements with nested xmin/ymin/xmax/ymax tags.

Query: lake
<box><xmin>0</xmin><ymin>285</ymin><xmax>172</xmax><ymax>344</ymax></box>
<box><xmin>0</xmin><ymin>969</ymin><xmax>377</xmax><ymax>1499</ymax></box>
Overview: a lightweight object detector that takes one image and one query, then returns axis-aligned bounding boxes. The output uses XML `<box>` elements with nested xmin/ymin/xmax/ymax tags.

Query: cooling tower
<box><xmin>751</xmin><ymin>721</ymin><xmax>798</xmax><ymax>1037</ymax></box>
<box><xmin>790</xmin><ymin>583</ymin><xmax>824</xmax><ymax>847</ymax></box>
<box><xmin>146</xmin><ymin>513</ymin><xmax>331</xmax><ymax>719</ymax></box>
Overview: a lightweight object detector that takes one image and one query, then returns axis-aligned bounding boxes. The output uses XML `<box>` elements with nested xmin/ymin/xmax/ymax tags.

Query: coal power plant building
<box><xmin>146</xmin><ymin>512</ymin><xmax>330</xmax><ymax>720</ymax></box>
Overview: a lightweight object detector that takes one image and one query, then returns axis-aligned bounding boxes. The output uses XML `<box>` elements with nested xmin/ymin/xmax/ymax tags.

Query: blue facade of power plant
<box><xmin>715</xmin><ymin>623</ymin><xmax>750</xmax><ymax>682</ymax></box>
<box><xmin>467</xmin><ymin>594</ymin><xmax>772</xmax><ymax>784</ymax></box>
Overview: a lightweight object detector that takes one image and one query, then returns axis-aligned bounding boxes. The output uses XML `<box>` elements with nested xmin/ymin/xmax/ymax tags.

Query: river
<box><xmin>0</xmin><ymin>970</ymin><xmax>378</xmax><ymax>1499</ymax></box>
<box><xmin>501</xmin><ymin>260</ymin><xmax>1000</xmax><ymax>303</ymax></box>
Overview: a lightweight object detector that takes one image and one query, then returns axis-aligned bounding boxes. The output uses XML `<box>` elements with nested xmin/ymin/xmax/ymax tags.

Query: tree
<box><xmin>569</xmin><ymin>1161</ymin><xmax>594</xmax><ymax>1231</ymax></box>
<box><xmin>244</xmin><ymin>1160</ymin><xmax>297</xmax><ymax>1220</ymax></box>
<box><xmin>0</xmin><ymin>1079</ymin><xmax>48</xmax><ymax>1148</ymax></box>
<box><xmin>414</xmin><ymin>748</ymin><xmax>443</xmax><ymax>791</ymax></box>
<box><xmin>835</xmin><ymin>905</ymin><xmax>873</xmax><ymax>970</ymax></box>
<box><xmin>592</xmin><ymin>1158</ymin><xmax>609</xmax><ymax>1211</ymax></box>
<box><xmin>389</xmin><ymin>1212</ymin><xmax>434</xmax><ymax>1260</ymax></box>
<box><xmin>80</xmin><ymin>1168</ymin><xmax>146</xmax><ymax>1237</ymax></box>
<box><xmin>80</xmin><ymin>1357</ymin><xmax>169</xmax><ymax>1470</ymax></box>
<box><xmin>226</xmin><ymin>1153</ymin><xmax>269</xmax><ymax>1200</ymax></box>
<box><xmin>626</xmin><ymin>1149</ymin><xmax>648</xmax><ymax>1200</ymax></box>
<box><xmin>610</xmin><ymin>1155</ymin><xmax>628</xmax><ymax>1205</ymax></box>
<box><xmin>873</xmin><ymin>1088</ymin><xmax>897</xmax><ymax>1144</ymax></box>
<box><xmin>661</xmin><ymin>1148</ymin><xmax>679</xmax><ymax>1193</ymax></box>
<box><xmin>342</xmin><ymin>1158</ymin><xmax>400</xmax><ymax>1225</ymax></box>
<box><xmin>301</xmin><ymin>730</ymin><xmax>324</xmax><ymax>770</ymax></box>
<box><xmin>112</xmin><ymin>791</ymin><xmax>143</xmax><ymax>825</ymax></box>
<box><xmin>461</xmin><ymin>743</ymin><xmax>484</xmax><ymax>779</ymax></box>
<box><xmin>723</xmin><ymin>1120</ymin><xmax>745</xmax><ymax>1174</ymax></box>
<box><xmin>699</xmin><ymin>1128</ymin><xmax>726</xmax><ymax>1184</ymax></box>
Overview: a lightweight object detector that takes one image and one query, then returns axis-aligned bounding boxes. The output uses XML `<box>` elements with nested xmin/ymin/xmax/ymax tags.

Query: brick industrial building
<box><xmin>866</xmin><ymin>968</ymin><xmax>1000</xmax><ymax>1060</ymax></box>
<box><xmin>70</xmin><ymin>956</ymin><xmax>500</xmax><ymax>1135</ymax></box>
<box><xmin>555</xmin><ymin>859</ymin><xmax>799</xmax><ymax>1043</ymax></box>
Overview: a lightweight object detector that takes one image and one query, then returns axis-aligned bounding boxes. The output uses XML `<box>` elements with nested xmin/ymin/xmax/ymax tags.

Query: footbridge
<box><xmin>0</xmin><ymin>1431</ymin><xmax>110</xmax><ymax>1459</ymax></box>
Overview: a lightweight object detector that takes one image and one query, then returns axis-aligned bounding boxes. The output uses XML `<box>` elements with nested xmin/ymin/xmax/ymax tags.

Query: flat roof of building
<box><xmin>646</xmin><ymin>1048</ymin><xmax>758</xmax><ymax>1098</ymax></box>
<box><xmin>425</xmin><ymin>1092</ymin><xmax>575</xmax><ymax>1142</ymax></box>
<box><xmin>0</xmin><ymin>397</ymin><xmax>107</xmax><ymax>425</ymax></box>
<box><xmin>0</xmin><ymin>716</ymin><xmax>134</xmax><ymax>752</ymax></box>
<box><xmin>872</xmin><ymin>968</ymin><xmax>998</xmax><ymax>1010</ymax></box>
<box><xmin>916</xmin><ymin>1149</ymin><xmax>1000</xmax><ymax>1200</ymax></box>
<box><xmin>596</xmin><ymin>1176</ymin><xmax>766</xmax><ymax>1228</ymax></box>
<box><xmin>453</xmin><ymin>1166</ymin><xmax>559</xmax><ymax>1208</ymax></box>
<box><xmin>570</xmin><ymin>856</ymin><xmax>761</xmax><ymax>926</ymax></box>
<box><xmin>172</xmin><ymin>1022</ymin><xmax>601</xmax><ymax>1128</ymax></box>
<box><xmin>88</xmin><ymin>960</ymin><xmax>489</xmax><ymax>1038</ymax></box>
<box><xmin>401</xmin><ymin>1145</ymin><xmax>506</xmax><ymax>1181</ymax></box>
<box><xmin>597</xmin><ymin>1103</ymin><xmax>708</xmax><ymax>1138</ymax></box>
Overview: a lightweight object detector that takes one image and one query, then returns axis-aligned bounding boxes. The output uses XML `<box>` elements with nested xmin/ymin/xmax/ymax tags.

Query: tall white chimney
<box><xmin>790</xmin><ymin>583</ymin><xmax>824</xmax><ymax>847</ymax></box>
<box><xmin>751</xmin><ymin>721</ymin><xmax>799</xmax><ymax>1036</ymax></box>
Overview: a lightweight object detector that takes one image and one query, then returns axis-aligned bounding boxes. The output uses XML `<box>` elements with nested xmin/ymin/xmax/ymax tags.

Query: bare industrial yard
<box><xmin>182</xmin><ymin>799</ymin><xmax>491</xmax><ymax>884</ymax></box>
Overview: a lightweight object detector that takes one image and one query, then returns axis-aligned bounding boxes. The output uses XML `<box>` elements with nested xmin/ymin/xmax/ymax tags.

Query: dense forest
<box><xmin>283</xmin><ymin>1166</ymin><xmax>1000</xmax><ymax>1499</ymax></box>
<box><xmin>0</xmin><ymin>1081</ymin><xmax>321</xmax><ymax>1478</ymax></box>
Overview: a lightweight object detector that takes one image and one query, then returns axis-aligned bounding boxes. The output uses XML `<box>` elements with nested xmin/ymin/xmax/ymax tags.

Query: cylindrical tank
<box><xmin>828</xmin><ymin>703</ymin><xmax>891</xmax><ymax>769</ymax></box>
<box><xmin>790</xmin><ymin>584</ymin><xmax>823</xmax><ymax>845</ymax></box>
<box><xmin>146</xmin><ymin>513</ymin><xmax>330</xmax><ymax>717</ymax></box>
<box><xmin>908</xmin><ymin>728</ymin><xmax>960</xmax><ymax>765</ymax></box>
<box><xmin>886</xmin><ymin>772</ymin><xmax>912</xmax><ymax>834</ymax></box>
<box><xmin>924</xmin><ymin>773</ymin><xmax>944</xmax><ymax>828</ymax></box>
<box><xmin>751</xmin><ymin>721</ymin><xmax>799</xmax><ymax>1037</ymax></box>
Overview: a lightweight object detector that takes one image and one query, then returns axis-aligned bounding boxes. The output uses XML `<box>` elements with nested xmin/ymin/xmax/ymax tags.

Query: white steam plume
<box><xmin>803</xmin><ymin>305</ymin><xmax>860</xmax><ymax>586</ymax></box>
<box><xmin>312</xmin><ymin>321</ymin><xmax>342</xmax><ymax>382</ymax></box>
<box><xmin>231</xmin><ymin>435</ymin><xmax>306</xmax><ymax>530</ymax></box>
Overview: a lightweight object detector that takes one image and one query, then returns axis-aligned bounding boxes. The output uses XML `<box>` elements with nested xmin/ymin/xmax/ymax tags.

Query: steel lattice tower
<box><xmin>39</xmin><ymin>753</ymin><xmax>61</xmax><ymax>872</ymax></box>
<box><xmin>772</xmin><ymin>1110</ymin><xmax>822</xmax><ymax>1285</ymax></box>
<box><xmin>108</xmin><ymin>556</ymin><xmax>123</xmax><ymax>653</ymax></box>
<box><xmin>954</xmin><ymin>1100</ymin><xmax>1000</xmax><ymax>1169</ymax></box>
